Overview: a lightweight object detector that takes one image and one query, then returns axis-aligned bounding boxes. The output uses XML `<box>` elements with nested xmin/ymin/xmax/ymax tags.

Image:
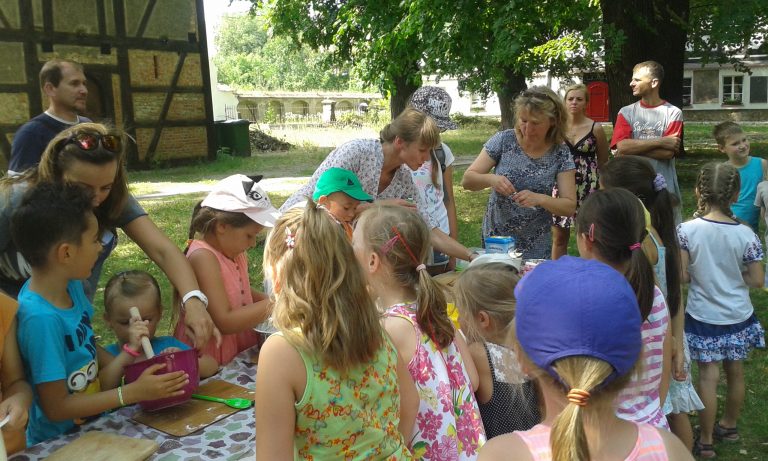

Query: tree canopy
<box><xmin>240</xmin><ymin>0</ymin><xmax>767</xmax><ymax>121</ymax></box>
<box><xmin>214</xmin><ymin>13</ymin><xmax>367</xmax><ymax>92</ymax></box>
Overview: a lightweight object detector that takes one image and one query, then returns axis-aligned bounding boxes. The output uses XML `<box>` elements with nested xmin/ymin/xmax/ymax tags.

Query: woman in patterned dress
<box><xmin>551</xmin><ymin>84</ymin><xmax>609</xmax><ymax>259</ymax></box>
<box><xmin>462</xmin><ymin>87</ymin><xmax>576</xmax><ymax>260</ymax></box>
<box><xmin>280</xmin><ymin>107</ymin><xmax>479</xmax><ymax>263</ymax></box>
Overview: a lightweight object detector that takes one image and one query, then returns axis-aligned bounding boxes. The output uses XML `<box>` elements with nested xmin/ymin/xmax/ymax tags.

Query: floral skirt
<box><xmin>685</xmin><ymin>313</ymin><xmax>765</xmax><ymax>363</ymax></box>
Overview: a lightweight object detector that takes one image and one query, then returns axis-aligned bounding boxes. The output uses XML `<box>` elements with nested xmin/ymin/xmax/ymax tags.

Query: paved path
<box><xmin>135</xmin><ymin>157</ymin><xmax>476</xmax><ymax>200</ymax></box>
<box><xmin>135</xmin><ymin>176</ymin><xmax>312</xmax><ymax>200</ymax></box>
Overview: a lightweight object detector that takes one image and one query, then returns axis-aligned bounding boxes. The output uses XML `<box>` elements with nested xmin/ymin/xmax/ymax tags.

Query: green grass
<box><xmin>99</xmin><ymin>122</ymin><xmax>768</xmax><ymax>459</ymax></box>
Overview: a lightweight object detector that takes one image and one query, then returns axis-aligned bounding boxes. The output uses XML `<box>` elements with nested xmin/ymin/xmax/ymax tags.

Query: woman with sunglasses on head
<box><xmin>0</xmin><ymin>122</ymin><xmax>218</xmax><ymax>349</ymax></box>
<box><xmin>462</xmin><ymin>87</ymin><xmax>576</xmax><ymax>259</ymax></box>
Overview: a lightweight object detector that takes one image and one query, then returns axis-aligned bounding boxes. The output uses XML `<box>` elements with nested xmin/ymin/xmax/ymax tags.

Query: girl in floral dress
<box><xmin>256</xmin><ymin>203</ymin><xmax>417</xmax><ymax>460</ymax></box>
<box><xmin>551</xmin><ymin>84</ymin><xmax>609</xmax><ymax>259</ymax></box>
<box><xmin>353</xmin><ymin>204</ymin><xmax>486</xmax><ymax>460</ymax></box>
<box><xmin>678</xmin><ymin>163</ymin><xmax>765</xmax><ymax>458</ymax></box>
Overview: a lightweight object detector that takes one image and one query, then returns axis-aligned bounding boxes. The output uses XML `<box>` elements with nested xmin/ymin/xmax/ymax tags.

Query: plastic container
<box><xmin>484</xmin><ymin>236</ymin><xmax>515</xmax><ymax>254</ymax></box>
<box><xmin>215</xmin><ymin>119</ymin><xmax>251</xmax><ymax>157</ymax></box>
<box><xmin>124</xmin><ymin>349</ymin><xmax>199</xmax><ymax>411</ymax></box>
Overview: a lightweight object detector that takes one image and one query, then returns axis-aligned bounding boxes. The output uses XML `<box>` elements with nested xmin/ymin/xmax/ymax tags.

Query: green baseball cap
<box><xmin>313</xmin><ymin>168</ymin><xmax>373</xmax><ymax>202</ymax></box>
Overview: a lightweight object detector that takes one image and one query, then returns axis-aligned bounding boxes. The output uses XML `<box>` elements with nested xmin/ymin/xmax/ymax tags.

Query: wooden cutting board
<box><xmin>131</xmin><ymin>379</ymin><xmax>253</xmax><ymax>437</ymax></box>
<box><xmin>46</xmin><ymin>431</ymin><xmax>158</xmax><ymax>461</ymax></box>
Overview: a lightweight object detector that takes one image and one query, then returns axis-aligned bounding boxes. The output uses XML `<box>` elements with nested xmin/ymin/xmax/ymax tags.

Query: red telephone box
<box><xmin>586</xmin><ymin>81</ymin><xmax>609</xmax><ymax>122</ymax></box>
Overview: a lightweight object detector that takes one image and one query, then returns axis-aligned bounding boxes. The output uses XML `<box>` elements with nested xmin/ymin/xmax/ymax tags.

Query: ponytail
<box><xmin>648</xmin><ymin>188</ymin><xmax>682</xmax><ymax>318</ymax></box>
<box><xmin>548</xmin><ymin>356</ymin><xmax>631</xmax><ymax>461</ymax></box>
<box><xmin>416</xmin><ymin>268</ymin><xmax>453</xmax><ymax>349</ymax></box>
<box><xmin>625</xmin><ymin>240</ymin><xmax>656</xmax><ymax>320</ymax></box>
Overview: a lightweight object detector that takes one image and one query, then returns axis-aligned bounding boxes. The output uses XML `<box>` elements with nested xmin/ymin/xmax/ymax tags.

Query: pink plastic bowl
<box><xmin>124</xmin><ymin>348</ymin><xmax>199</xmax><ymax>411</ymax></box>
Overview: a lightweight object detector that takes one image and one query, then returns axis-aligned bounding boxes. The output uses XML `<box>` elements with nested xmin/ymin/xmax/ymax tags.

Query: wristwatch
<box><xmin>182</xmin><ymin>290</ymin><xmax>209</xmax><ymax>311</ymax></box>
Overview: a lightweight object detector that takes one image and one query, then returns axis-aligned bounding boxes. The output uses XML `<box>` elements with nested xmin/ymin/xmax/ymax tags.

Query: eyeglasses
<box><xmin>61</xmin><ymin>133</ymin><xmax>122</xmax><ymax>154</ymax></box>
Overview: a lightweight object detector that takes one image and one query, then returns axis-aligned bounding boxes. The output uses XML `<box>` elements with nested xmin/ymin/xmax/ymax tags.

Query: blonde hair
<box><xmin>1</xmin><ymin>122</ymin><xmax>129</xmax><ymax>227</ymax></box>
<box><xmin>695</xmin><ymin>162</ymin><xmax>740</xmax><ymax>219</ymax></box>
<box><xmin>513</xmin><ymin>347</ymin><xmax>633</xmax><ymax>461</ymax></box>
<box><xmin>564</xmin><ymin>83</ymin><xmax>589</xmax><ymax>104</ymax></box>
<box><xmin>380</xmin><ymin>107</ymin><xmax>441</xmax><ymax>150</ymax></box>
<box><xmin>104</xmin><ymin>270</ymin><xmax>162</xmax><ymax>317</ymax></box>
<box><xmin>263</xmin><ymin>202</ymin><xmax>384</xmax><ymax>370</ymax></box>
<box><xmin>514</xmin><ymin>86</ymin><xmax>567</xmax><ymax>145</ymax></box>
<box><xmin>357</xmin><ymin>204</ymin><xmax>454</xmax><ymax>348</ymax></box>
<box><xmin>453</xmin><ymin>262</ymin><xmax>520</xmax><ymax>342</ymax></box>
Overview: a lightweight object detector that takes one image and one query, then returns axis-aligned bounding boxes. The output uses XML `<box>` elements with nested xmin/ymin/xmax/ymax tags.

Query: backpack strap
<box><xmin>434</xmin><ymin>145</ymin><xmax>447</xmax><ymax>173</ymax></box>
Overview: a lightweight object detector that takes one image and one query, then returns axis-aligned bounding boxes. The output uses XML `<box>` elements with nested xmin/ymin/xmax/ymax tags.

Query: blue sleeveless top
<box><xmin>732</xmin><ymin>156</ymin><xmax>763</xmax><ymax>231</ymax></box>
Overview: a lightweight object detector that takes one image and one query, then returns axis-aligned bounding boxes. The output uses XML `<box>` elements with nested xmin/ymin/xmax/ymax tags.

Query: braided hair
<box><xmin>694</xmin><ymin>162</ymin><xmax>740</xmax><ymax>219</ymax></box>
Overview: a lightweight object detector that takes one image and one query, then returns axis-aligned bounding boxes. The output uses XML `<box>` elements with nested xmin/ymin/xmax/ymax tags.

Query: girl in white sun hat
<box><xmin>173</xmin><ymin>174</ymin><xmax>280</xmax><ymax>366</ymax></box>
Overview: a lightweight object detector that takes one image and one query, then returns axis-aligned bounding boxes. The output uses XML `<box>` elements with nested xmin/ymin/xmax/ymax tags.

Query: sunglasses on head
<box><xmin>61</xmin><ymin>132</ymin><xmax>122</xmax><ymax>154</ymax></box>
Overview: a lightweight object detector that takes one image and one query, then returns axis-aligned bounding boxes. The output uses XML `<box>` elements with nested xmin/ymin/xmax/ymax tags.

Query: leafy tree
<box><xmin>600</xmin><ymin>0</ymin><xmax>690</xmax><ymax>121</ymax></box>
<box><xmin>214</xmin><ymin>14</ymin><xmax>367</xmax><ymax>92</ymax></box>
<box><xmin>687</xmin><ymin>0</ymin><xmax>768</xmax><ymax>72</ymax></box>
<box><xmin>411</xmin><ymin>0</ymin><xmax>600</xmax><ymax>128</ymax></box>
<box><xmin>252</xmin><ymin>0</ymin><xmax>424</xmax><ymax>117</ymax></box>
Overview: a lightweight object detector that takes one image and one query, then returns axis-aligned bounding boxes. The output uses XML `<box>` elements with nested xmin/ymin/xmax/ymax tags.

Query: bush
<box><xmin>452</xmin><ymin>113</ymin><xmax>501</xmax><ymax>129</ymax></box>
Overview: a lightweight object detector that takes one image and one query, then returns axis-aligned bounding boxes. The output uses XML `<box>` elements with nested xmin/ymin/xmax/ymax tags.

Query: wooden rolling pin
<box><xmin>128</xmin><ymin>306</ymin><xmax>155</xmax><ymax>358</ymax></box>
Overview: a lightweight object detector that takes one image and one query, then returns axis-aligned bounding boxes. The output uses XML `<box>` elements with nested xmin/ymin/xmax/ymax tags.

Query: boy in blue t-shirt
<box><xmin>714</xmin><ymin>121</ymin><xmax>767</xmax><ymax>231</ymax></box>
<box><xmin>12</xmin><ymin>183</ymin><xmax>190</xmax><ymax>446</ymax></box>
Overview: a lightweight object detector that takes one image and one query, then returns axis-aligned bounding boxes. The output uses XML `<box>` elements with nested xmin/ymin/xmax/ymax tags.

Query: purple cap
<box><xmin>514</xmin><ymin>256</ymin><xmax>642</xmax><ymax>386</ymax></box>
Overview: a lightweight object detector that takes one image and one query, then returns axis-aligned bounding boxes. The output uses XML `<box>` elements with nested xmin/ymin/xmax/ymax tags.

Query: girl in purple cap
<box><xmin>678</xmin><ymin>162</ymin><xmax>765</xmax><ymax>458</ymax></box>
<box><xmin>479</xmin><ymin>255</ymin><xmax>692</xmax><ymax>460</ymax></box>
<box><xmin>353</xmin><ymin>204</ymin><xmax>486</xmax><ymax>460</ymax></box>
<box><xmin>575</xmin><ymin>189</ymin><xmax>672</xmax><ymax>431</ymax></box>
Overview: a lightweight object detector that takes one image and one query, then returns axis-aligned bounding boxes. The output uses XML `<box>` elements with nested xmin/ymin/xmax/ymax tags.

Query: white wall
<box><xmin>423</xmin><ymin>72</ymin><xmax>580</xmax><ymax>117</ymax></box>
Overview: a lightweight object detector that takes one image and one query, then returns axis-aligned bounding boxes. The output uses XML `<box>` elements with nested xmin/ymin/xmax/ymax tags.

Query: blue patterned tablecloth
<box><xmin>11</xmin><ymin>347</ymin><xmax>259</xmax><ymax>460</ymax></box>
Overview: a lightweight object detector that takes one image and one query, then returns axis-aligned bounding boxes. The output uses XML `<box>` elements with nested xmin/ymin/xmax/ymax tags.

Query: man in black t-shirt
<box><xmin>9</xmin><ymin>58</ymin><xmax>91</xmax><ymax>175</ymax></box>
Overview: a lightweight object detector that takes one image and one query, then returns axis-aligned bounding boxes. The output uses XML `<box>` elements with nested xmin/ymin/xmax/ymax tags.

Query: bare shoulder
<box><xmin>382</xmin><ymin>315</ymin><xmax>418</xmax><ymax>361</ymax></box>
<box><xmin>478</xmin><ymin>433</ymin><xmax>533</xmax><ymax>461</ymax></box>
<box><xmin>657</xmin><ymin>427</ymin><xmax>695</xmax><ymax>460</ymax></box>
<box><xmin>256</xmin><ymin>335</ymin><xmax>307</xmax><ymax>401</ymax></box>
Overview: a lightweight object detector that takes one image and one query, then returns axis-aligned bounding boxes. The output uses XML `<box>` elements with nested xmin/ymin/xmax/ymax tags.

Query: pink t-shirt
<box><xmin>616</xmin><ymin>286</ymin><xmax>670</xmax><ymax>429</ymax></box>
<box><xmin>516</xmin><ymin>422</ymin><xmax>668</xmax><ymax>460</ymax></box>
<box><xmin>173</xmin><ymin>239</ymin><xmax>260</xmax><ymax>365</ymax></box>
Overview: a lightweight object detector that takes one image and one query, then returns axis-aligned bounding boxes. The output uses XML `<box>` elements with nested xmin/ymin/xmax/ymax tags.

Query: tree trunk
<box><xmin>600</xmin><ymin>0</ymin><xmax>689</xmax><ymax>123</ymax></box>
<box><xmin>390</xmin><ymin>73</ymin><xmax>421</xmax><ymax>119</ymax></box>
<box><xmin>496</xmin><ymin>69</ymin><xmax>527</xmax><ymax>130</ymax></box>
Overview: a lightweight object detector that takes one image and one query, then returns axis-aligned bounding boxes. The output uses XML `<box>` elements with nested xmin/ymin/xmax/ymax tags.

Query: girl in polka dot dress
<box><xmin>453</xmin><ymin>262</ymin><xmax>541</xmax><ymax>439</ymax></box>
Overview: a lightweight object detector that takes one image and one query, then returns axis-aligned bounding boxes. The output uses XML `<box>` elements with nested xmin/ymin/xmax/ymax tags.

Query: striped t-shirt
<box><xmin>616</xmin><ymin>286</ymin><xmax>670</xmax><ymax>429</ymax></box>
<box><xmin>516</xmin><ymin>422</ymin><xmax>668</xmax><ymax>460</ymax></box>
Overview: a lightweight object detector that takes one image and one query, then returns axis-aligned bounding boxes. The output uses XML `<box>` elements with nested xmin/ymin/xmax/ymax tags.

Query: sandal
<box><xmin>713</xmin><ymin>422</ymin><xmax>740</xmax><ymax>441</ymax></box>
<box><xmin>693</xmin><ymin>440</ymin><xmax>717</xmax><ymax>458</ymax></box>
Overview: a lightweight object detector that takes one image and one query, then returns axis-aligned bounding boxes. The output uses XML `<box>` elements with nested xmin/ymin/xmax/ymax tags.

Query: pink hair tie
<box><xmin>629</xmin><ymin>242</ymin><xmax>642</xmax><ymax>251</ymax></box>
<box><xmin>416</xmin><ymin>264</ymin><xmax>427</xmax><ymax>272</ymax></box>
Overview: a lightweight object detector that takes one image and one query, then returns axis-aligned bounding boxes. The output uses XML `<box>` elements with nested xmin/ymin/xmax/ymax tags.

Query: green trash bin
<box><xmin>215</xmin><ymin>119</ymin><xmax>251</xmax><ymax>157</ymax></box>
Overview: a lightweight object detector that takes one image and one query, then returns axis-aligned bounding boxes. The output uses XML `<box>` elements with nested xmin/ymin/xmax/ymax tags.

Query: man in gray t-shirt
<box><xmin>610</xmin><ymin>60</ymin><xmax>683</xmax><ymax>224</ymax></box>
